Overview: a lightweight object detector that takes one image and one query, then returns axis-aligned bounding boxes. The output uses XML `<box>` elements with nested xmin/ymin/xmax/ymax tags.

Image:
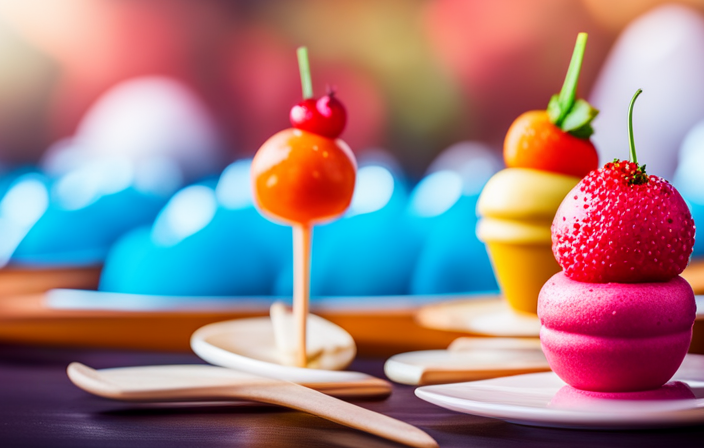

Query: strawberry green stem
<box><xmin>555</xmin><ymin>33</ymin><xmax>588</xmax><ymax>125</ymax></box>
<box><xmin>297</xmin><ymin>47</ymin><xmax>313</xmax><ymax>100</ymax></box>
<box><xmin>628</xmin><ymin>89</ymin><xmax>642</xmax><ymax>165</ymax></box>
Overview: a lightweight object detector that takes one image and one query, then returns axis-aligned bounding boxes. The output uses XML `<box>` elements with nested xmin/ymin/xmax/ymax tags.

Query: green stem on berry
<box><xmin>628</xmin><ymin>89</ymin><xmax>642</xmax><ymax>165</ymax></box>
<box><xmin>556</xmin><ymin>32</ymin><xmax>587</xmax><ymax>124</ymax></box>
<box><xmin>626</xmin><ymin>88</ymin><xmax>648</xmax><ymax>185</ymax></box>
<box><xmin>297</xmin><ymin>47</ymin><xmax>314</xmax><ymax>100</ymax></box>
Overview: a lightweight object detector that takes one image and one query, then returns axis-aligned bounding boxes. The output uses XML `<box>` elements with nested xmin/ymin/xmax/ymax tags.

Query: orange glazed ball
<box><xmin>504</xmin><ymin>110</ymin><xmax>598</xmax><ymax>178</ymax></box>
<box><xmin>252</xmin><ymin>128</ymin><xmax>357</xmax><ymax>226</ymax></box>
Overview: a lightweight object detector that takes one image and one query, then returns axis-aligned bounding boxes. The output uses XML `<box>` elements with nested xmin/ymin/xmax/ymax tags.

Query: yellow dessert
<box><xmin>477</xmin><ymin>168</ymin><xmax>579</xmax><ymax>314</ymax></box>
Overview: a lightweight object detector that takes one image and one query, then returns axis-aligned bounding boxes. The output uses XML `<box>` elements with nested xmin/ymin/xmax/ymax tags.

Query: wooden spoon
<box><xmin>68</xmin><ymin>362</ymin><xmax>437</xmax><ymax>448</ymax></box>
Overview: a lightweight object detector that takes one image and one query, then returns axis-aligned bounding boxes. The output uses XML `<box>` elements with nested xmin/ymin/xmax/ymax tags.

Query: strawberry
<box><xmin>551</xmin><ymin>90</ymin><xmax>695</xmax><ymax>283</ymax></box>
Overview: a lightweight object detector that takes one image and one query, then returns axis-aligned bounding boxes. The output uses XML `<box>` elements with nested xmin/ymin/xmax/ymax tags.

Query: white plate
<box><xmin>384</xmin><ymin>337</ymin><xmax>550</xmax><ymax>386</ymax></box>
<box><xmin>416</xmin><ymin>354</ymin><xmax>704</xmax><ymax>429</ymax></box>
<box><xmin>191</xmin><ymin>317</ymin><xmax>368</xmax><ymax>384</ymax></box>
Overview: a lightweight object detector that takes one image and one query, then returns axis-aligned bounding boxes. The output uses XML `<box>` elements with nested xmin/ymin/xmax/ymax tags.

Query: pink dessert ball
<box><xmin>538</xmin><ymin>272</ymin><xmax>695</xmax><ymax>392</ymax></box>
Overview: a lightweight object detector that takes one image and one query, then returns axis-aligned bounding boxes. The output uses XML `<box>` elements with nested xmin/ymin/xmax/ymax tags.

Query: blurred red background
<box><xmin>0</xmin><ymin>0</ymin><xmax>700</xmax><ymax>178</ymax></box>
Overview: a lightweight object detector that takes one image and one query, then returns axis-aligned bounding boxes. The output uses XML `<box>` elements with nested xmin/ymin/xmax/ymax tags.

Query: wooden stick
<box><xmin>68</xmin><ymin>363</ymin><xmax>437</xmax><ymax>448</ymax></box>
<box><xmin>293</xmin><ymin>224</ymin><xmax>312</xmax><ymax>367</ymax></box>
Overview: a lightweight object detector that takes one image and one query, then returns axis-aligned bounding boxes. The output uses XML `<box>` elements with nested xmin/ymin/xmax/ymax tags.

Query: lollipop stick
<box><xmin>293</xmin><ymin>223</ymin><xmax>312</xmax><ymax>367</ymax></box>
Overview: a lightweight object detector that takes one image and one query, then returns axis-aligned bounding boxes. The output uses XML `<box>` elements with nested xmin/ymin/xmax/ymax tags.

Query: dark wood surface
<box><xmin>1</xmin><ymin>344</ymin><xmax>704</xmax><ymax>448</ymax></box>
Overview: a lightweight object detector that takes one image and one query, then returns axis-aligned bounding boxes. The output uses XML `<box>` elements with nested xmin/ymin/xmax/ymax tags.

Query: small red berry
<box><xmin>290</xmin><ymin>99</ymin><xmax>317</xmax><ymax>129</ymax></box>
<box><xmin>290</xmin><ymin>92</ymin><xmax>347</xmax><ymax>139</ymax></box>
<box><xmin>552</xmin><ymin>160</ymin><xmax>695</xmax><ymax>283</ymax></box>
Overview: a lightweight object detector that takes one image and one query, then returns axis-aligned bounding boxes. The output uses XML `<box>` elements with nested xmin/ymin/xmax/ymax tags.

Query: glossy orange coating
<box><xmin>504</xmin><ymin>110</ymin><xmax>599</xmax><ymax>178</ymax></box>
<box><xmin>252</xmin><ymin>128</ymin><xmax>357</xmax><ymax>226</ymax></box>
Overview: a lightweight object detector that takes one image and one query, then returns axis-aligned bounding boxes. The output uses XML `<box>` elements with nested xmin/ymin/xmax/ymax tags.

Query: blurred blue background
<box><xmin>0</xmin><ymin>0</ymin><xmax>702</xmax><ymax>297</ymax></box>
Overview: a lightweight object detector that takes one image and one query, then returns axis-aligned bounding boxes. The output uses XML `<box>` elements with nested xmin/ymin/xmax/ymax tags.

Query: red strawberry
<box><xmin>552</xmin><ymin>160</ymin><xmax>695</xmax><ymax>283</ymax></box>
<box><xmin>552</xmin><ymin>89</ymin><xmax>695</xmax><ymax>283</ymax></box>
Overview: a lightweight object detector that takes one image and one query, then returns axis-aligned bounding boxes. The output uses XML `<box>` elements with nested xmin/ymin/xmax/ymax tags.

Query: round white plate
<box><xmin>191</xmin><ymin>317</ymin><xmax>367</xmax><ymax>384</ymax></box>
<box><xmin>416</xmin><ymin>354</ymin><xmax>704</xmax><ymax>429</ymax></box>
<box><xmin>384</xmin><ymin>338</ymin><xmax>549</xmax><ymax>386</ymax></box>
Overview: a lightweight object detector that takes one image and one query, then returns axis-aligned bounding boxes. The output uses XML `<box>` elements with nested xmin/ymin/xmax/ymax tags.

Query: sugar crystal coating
<box><xmin>552</xmin><ymin>160</ymin><xmax>695</xmax><ymax>283</ymax></box>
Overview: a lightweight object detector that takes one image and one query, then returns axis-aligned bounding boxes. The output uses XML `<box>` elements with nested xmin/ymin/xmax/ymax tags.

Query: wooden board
<box><xmin>0</xmin><ymin>292</ymin><xmax>467</xmax><ymax>357</ymax></box>
<box><xmin>0</xmin><ymin>266</ymin><xmax>101</xmax><ymax>296</ymax></box>
<box><xmin>416</xmin><ymin>295</ymin><xmax>704</xmax><ymax>354</ymax></box>
<box><xmin>415</xmin><ymin>295</ymin><xmax>540</xmax><ymax>337</ymax></box>
<box><xmin>682</xmin><ymin>259</ymin><xmax>704</xmax><ymax>294</ymax></box>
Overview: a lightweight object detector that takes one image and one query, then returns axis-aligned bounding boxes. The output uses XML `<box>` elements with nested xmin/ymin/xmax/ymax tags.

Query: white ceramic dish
<box><xmin>385</xmin><ymin>337</ymin><xmax>549</xmax><ymax>386</ymax></box>
<box><xmin>191</xmin><ymin>316</ymin><xmax>369</xmax><ymax>384</ymax></box>
<box><xmin>416</xmin><ymin>353</ymin><xmax>704</xmax><ymax>429</ymax></box>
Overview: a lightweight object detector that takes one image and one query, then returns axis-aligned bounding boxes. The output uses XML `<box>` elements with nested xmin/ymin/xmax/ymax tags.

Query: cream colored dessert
<box><xmin>270</xmin><ymin>302</ymin><xmax>356</xmax><ymax>370</ymax></box>
<box><xmin>477</xmin><ymin>168</ymin><xmax>579</xmax><ymax>314</ymax></box>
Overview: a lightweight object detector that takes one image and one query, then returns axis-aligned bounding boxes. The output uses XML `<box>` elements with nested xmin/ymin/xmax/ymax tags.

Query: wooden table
<box><xmin>1</xmin><ymin>344</ymin><xmax>703</xmax><ymax>447</ymax></box>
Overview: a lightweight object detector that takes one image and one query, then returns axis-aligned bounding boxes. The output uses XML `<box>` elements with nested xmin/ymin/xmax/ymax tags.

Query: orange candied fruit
<box><xmin>252</xmin><ymin>128</ymin><xmax>356</xmax><ymax>226</ymax></box>
<box><xmin>504</xmin><ymin>110</ymin><xmax>598</xmax><ymax>178</ymax></box>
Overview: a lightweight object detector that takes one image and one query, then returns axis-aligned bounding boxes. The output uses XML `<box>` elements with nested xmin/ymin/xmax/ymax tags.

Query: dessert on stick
<box><xmin>539</xmin><ymin>89</ymin><xmax>697</xmax><ymax>392</ymax></box>
<box><xmin>251</xmin><ymin>47</ymin><xmax>356</xmax><ymax>368</ymax></box>
<box><xmin>477</xmin><ymin>32</ymin><xmax>599</xmax><ymax>314</ymax></box>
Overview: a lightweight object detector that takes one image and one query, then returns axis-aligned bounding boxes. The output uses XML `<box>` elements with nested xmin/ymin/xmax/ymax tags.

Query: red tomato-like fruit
<box><xmin>252</xmin><ymin>128</ymin><xmax>356</xmax><ymax>226</ymax></box>
<box><xmin>504</xmin><ymin>110</ymin><xmax>598</xmax><ymax>178</ymax></box>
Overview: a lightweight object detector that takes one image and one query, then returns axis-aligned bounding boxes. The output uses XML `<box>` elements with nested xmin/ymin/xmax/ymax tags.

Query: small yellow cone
<box><xmin>485</xmin><ymin>241</ymin><xmax>560</xmax><ymax>314</ymax></box>
<box><xmin>476</xmin><ymin>168</ymin><xmax>580</xmax><ymax>315</ymax></box>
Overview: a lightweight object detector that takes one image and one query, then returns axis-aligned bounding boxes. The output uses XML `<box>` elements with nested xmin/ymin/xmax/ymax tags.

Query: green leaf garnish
<box><xmin>547</xmin><ymin>94</ymin><xmax>562</xmax><ymax>123</ymax></box>
<box><xmin>547</xmin><ymin>33</ymin><xmax>599</xmax><ymax>139</ymax></box>
<box><xmin>567</xmin><ymin>122</ymin><xmax>595</xmax><ymax>140</ymax></box>
<box><xmin>561</xmin><ymin>99</ymin><xmax>599</xmax><ymax>132</ymax></box>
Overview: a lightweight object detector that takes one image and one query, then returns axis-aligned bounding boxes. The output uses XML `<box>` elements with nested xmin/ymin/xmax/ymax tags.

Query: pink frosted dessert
<box><xmin>538</xmin><ymin>90</ymin><xmax>697</xmax><ymax>392</ymax></box>
<box><xmin>539</xmin><ymin>273</ymin><xmax>695</xmax><ymax>392</ymax></box>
